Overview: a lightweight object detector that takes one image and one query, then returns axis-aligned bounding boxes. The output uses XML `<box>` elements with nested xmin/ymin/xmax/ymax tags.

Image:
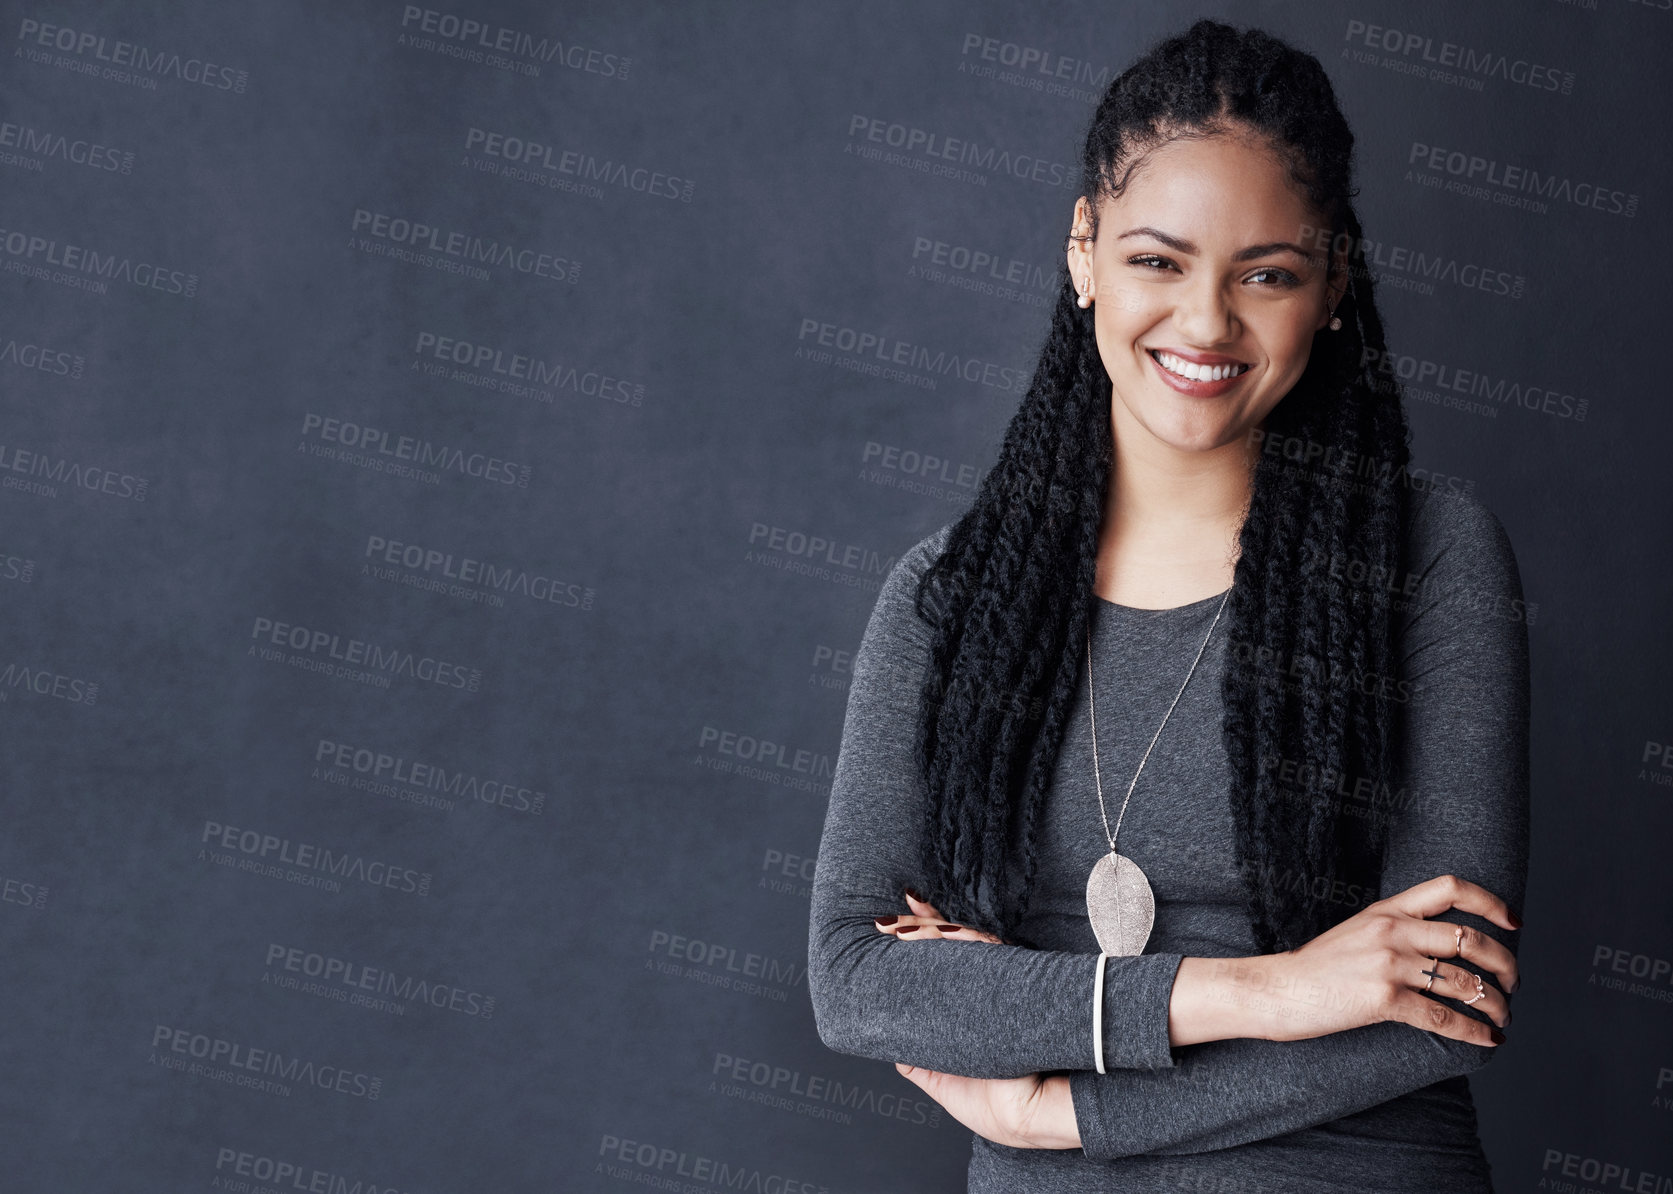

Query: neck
<box><xmin>1105</xmin><ymin>431</ymin><xmax>1254</xmax><ymax>529</ymax></box>
<box><xmin>1095</xmin><ymin>410</ymin><xmax>1258</xmax><ymax>604</ymax></box>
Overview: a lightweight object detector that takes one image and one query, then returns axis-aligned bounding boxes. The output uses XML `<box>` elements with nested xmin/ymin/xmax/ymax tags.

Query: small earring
<box><xmin>1327</xmin><ymin>308</ymin><xmax>1342</xmax><ymax>331</ymax></box>
<box><xmin>1077</xmin><ymin>276</ymin><xmax>1093</xmax><ymax>308</ymax></box>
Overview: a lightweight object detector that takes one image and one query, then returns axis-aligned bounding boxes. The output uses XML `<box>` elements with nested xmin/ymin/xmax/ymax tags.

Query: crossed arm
<box><xmin>806</xmin><ymin>496</ymin><xmax>1530</xmax><ymax>1159</ymax></box>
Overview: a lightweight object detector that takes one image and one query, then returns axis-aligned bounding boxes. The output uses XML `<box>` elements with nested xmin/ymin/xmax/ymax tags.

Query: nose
<box><xmin>1171</xmin><ymin>275</ymin><xmax>1237</xmax><ymax>345</ymax></box>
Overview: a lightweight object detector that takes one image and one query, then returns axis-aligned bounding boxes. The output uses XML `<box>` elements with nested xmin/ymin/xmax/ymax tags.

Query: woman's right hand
<box><xmin>1242</xmin><ymin>873</ymin><xmax>1521</xmax><ymax>1047</ymax></box>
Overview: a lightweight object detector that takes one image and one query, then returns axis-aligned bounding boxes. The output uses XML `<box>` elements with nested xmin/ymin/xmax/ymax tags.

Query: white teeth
<box><xmin>1153</xmin><ymin>350</ymin><xmax>1248</xmax><ymax>382</ymax></box>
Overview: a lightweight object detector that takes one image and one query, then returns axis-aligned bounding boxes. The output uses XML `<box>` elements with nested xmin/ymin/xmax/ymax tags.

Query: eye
<box><xmin>1247</xmin><ymin>267</ymin><xmax>1301</xmax><ymax>288</ymax></box>
<box><xmin>1126</xmin><ymin>254</ymin><xmax>1177</xmax><ymax>272</ymax></box>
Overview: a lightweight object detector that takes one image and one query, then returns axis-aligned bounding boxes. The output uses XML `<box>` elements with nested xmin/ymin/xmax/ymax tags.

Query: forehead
<box><xmin>1100</xmin><ymin>131</ymin><xmax>1319</xmax><ymax>241</ymax></box>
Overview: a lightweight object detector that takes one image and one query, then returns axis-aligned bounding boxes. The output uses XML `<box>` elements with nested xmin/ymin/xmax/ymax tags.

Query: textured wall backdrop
<box><xmin>2</xmin><ymin>1</ymin><xmax>1670</xmax><ymax>1191</ymax></box>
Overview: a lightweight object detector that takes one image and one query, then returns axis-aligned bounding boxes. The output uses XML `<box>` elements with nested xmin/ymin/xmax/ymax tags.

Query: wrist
<box><xmin>1022</xmin><ymin>1075</ymin><xmax>1081</xmax><ymax>1150</ymax></box>
<box><xmin>1169</xmin><ymin>953</ymin><xmax>1291</xmax><ymax>1046</ymax></box>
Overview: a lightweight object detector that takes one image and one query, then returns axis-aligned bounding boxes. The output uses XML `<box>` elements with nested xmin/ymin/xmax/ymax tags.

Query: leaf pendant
<box><xmin>1085</xmin><ymin>849</ymin><xmax>1155</xmax><ymax>956</ymax></box>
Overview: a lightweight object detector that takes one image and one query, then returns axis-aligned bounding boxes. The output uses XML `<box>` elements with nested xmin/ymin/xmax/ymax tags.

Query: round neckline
<box><xmin>1095</xmin><ymin>585</ymin><xmax>1232</xmax><ymax>614</ymax></box>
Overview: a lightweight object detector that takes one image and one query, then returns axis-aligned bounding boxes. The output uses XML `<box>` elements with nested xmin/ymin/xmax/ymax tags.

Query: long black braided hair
<box><xmin>911</xmin><ymin>18</ymin><xmax>1415</xmax><ymax>955</ymax></box>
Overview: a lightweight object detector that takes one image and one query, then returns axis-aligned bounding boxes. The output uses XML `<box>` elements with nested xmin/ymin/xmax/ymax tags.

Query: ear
<box><xmin>1065</xmin><ymin>195</ymin><xmax>1094</xmax><ymax>281</ymax></box>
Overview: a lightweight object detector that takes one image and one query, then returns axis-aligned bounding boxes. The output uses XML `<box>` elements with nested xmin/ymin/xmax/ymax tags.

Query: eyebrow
<box><xmin>1115</xmin><ymin>226</ymin><xmax>1318</xmax><ymax>263</ymax></box>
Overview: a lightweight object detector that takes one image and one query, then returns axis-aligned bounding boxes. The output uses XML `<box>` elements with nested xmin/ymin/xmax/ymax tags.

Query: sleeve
<box><xmin>806</xmin><ymin>525</ymin><xmax>1187</xmax><ymax>1079</ymax></box>
<box><xmin>1067</xmin><ymin>491</ymin><xmax>1532</xmax><ymax>1158</ymax></box>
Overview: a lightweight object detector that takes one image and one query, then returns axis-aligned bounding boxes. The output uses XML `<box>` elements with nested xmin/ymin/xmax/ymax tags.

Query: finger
<box><xmin>904</xmin><ymin>891</ymin><xmax>946</xmax><ymax>920</ymax></box>
<box><xmin>1417</xmin><ymin>918</ymin><xmax>1520</xmax><ymax>997</ymax></box>
<box><xmin>1383</xmin><ymin>874</ymin><xmax>1521</xmax><ymax>934</ymax></box>
<box><xmin>1410</xmin><ymin>955</ymin><xmax>1510</xmax><ymax>1029</ymax></box>
<box><xmin>878</xmin><ymin>915</ymin><xmax>1002</xmax><ymax>943</ymax></box>
<box><xmin>1430</xmin><ymin>959</ymin><xmax>1510</xmax><ymax>1029</ymax></box>
<box><xmin>876</xmin><ymin>916</ymin><xmax>940</xmax><ymax>936</ymax></box>
<box><xmin>1387</xmin><ymin>983</ymin><xmax>1506</xmax><ymax>1048</ymax></box>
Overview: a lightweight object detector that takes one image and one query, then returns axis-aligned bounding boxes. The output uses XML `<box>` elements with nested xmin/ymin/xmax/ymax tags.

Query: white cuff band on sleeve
<box><xmin>1093</xmin><ymin>951</ymin><xmax>1110</xmax><ymax>1074</ymax></box>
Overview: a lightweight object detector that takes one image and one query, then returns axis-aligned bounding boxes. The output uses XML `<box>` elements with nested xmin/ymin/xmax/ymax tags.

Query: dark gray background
<box><xmin>2</xmin><ymin>1</ymin><xmax>1670</xmax><ymax>1190</ymax></box>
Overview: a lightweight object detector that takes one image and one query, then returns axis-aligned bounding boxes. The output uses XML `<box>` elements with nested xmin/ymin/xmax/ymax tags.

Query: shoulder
<box><xmin>1396</xmin><ymin>487</ymin><xmax>1533</xmax><ymax>665</ymax></box>
<box><xmin>879</xmin><ymin>519</ymin><xmax>957</xmax><ymax>600</ymax></box>
<box><xmin>1402</xmin><ymin>487</ymin><xmax>1526</xmax><ymax>608</ymax></box>
<box><xmin>863</xmin><ymin>520</ymin><xmax>957</xmax><ymax>647</ymax></box>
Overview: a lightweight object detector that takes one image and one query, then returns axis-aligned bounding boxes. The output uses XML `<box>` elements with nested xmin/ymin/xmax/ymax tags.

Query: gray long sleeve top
<box><xmin>807</xmin><ymin>486</ymin><xmax>1530</xmax><ymax>1193</ymax></box>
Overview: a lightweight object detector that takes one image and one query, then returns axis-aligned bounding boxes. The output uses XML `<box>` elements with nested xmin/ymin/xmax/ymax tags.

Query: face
<box><xmin>1065</xmin><ymin>128</ymin><xmax>1346</xmax><ymax>456</ymax></box>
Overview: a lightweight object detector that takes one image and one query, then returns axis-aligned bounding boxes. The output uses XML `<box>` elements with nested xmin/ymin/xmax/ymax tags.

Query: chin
<box><xmin>1139</xmin><ymin>412</ymin><xmax>1237</xmax><ymax>451</ymax></box>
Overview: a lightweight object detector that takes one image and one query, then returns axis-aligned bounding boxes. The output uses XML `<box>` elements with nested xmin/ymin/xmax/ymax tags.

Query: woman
<box><xmin>806</xmin><ymin>18</ymin><xmax>1530</xmax><ymax>1194</ymax></box>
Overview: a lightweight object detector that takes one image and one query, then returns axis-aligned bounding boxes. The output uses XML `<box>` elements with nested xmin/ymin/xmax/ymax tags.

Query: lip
<box><xmin>1144</xmin><ymin>347</ymin><xmax>1252</xmax><ymax>397</ymax></box>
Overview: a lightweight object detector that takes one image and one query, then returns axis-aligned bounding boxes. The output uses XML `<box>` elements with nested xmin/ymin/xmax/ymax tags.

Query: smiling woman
<box><xmin>807</xmin><ymin>17</ymin><xmax>1529</xmax><ymax>1194</ymax></box>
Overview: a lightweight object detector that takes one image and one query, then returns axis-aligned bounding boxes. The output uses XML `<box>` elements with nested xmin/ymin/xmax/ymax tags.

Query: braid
<box><xmin>912</xmin><ymin>18</ymin><xmax>1412</xmax><ymax>952</ymax></box>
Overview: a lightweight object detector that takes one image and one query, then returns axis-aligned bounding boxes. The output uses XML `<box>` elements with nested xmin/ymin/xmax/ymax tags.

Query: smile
<box><xmin>1149</xmin><ymin>350</ymin><xmax>1250</xmax><ymax>382</ymax></box>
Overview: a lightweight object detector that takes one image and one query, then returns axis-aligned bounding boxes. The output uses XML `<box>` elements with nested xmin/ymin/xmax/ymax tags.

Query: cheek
<box><xmin>1092</xmin><ymin>301</ymin><xmax>1162</xmax><ymax>364</ymax></box>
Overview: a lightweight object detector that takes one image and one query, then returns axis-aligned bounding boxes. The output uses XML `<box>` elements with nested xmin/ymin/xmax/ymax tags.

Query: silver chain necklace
<box><xmin>1084</xmin><ymin>586</ymin><xmax>1231</xmax><ymax>955</ymax></box>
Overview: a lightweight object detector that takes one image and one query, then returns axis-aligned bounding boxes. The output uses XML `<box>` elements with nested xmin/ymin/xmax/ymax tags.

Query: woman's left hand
<box><xmin>875</xmin><ymin>889</ymin><xmax>1082</xmax><ymax>1150</ymax></box>
<box><xmin>873</xmin><ymin>890</ymin><xmax>1005</xmax><ymax>943</ymax></box>
<box><xmin>894</xmin><ymin>1064</ymin><xmax>1082</xmax><ymax>1150</ymax></box>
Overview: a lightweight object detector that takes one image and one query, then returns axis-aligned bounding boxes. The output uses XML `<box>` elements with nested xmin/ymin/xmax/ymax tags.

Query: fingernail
<box><xmin>897</xmin><ymin>924</ymin><xmax>918</xmax><ymax>933</ymax></box>
<box><xmin>874</xmin><ymin>915</ymin><xmax>897</xmax><ymax>925</ymax></box>
<box><xmin>1489</xmin><ymin>1027</ymin><xmax>1505</xmax><ymax>1045</ymax></box>
<box><xmin>936</xmin><ymin>924</ymin><xmax>959</xmax><ymax>932</ymax></box>
<box><xmin>1508</xmin><ymin>909</ymin><xmax>1523</xmax><ymax>929</ymax></box>
<box><xmin>904</xmin><ymin>887</ymin><xmax>922</xmax><ymax>900</ymax></box>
